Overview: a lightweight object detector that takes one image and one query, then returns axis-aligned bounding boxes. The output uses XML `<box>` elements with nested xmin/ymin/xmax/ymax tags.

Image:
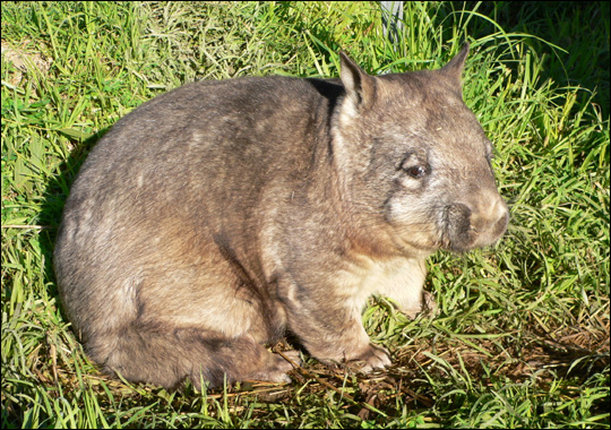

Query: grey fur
<box><xmin>54</xmin><ymin>44</ymin><xmax>509</xmax><ymax>389</ymax></box>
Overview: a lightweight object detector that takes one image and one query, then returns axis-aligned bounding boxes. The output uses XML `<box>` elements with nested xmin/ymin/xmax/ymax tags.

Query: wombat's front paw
<box><xmin>402</xmin><ymin>290</ymin><xmax>438</xmax><ymax>319</ymax></box>
<box><xmin>278</xmin><ymin>349</ymin><xmax>302</xmax><ymax>367</ymax></box>
<box><xmin>246</xmin><ymin>350</ymin><xmax>301</xmax><ymax>384</ymax></box>
<box><xmin>346</xmin><ymin>343</ymin><xmax>391</xmax><ymax>373</ymax></box>
<box><xmin>421</xmin><ymin>290</ymin><xmax>438</xmax><ymax>317</ymax></box>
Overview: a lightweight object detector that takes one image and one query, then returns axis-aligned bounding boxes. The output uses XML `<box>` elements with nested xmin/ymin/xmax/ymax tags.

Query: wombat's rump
<box><xmin>54</xmin><ymin>44</ymin><xmax>508</xmax><ymax>389</ymax></box>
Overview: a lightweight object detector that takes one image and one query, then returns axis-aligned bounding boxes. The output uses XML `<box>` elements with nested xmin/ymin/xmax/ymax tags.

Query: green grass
<box><xmin>2</xmin><ymin>1</ymin><xmax>609</xmax><ymax>428</ymax></box>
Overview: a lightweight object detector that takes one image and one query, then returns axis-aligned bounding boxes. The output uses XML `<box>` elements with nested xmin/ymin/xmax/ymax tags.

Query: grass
<box><xmin>1</xmin><ymin>1</ymin><xmax>609</xmax><ymax>428</ymax></box>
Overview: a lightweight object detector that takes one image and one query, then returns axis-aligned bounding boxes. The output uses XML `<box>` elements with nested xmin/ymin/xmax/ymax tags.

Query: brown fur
<box><xmin>54</xmin><ymin>44</ymin><xmax>509</xmax><ymax>389</ymax></box>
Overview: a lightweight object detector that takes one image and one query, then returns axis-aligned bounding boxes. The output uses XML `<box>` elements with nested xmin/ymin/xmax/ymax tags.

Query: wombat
<box><xmin>54</xmin><ymin>43</ymin><xmax>509</xmax><ymax>390</ymax></box>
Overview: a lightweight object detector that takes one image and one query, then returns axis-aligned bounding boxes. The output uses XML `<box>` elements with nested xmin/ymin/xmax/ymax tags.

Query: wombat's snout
<box><xmin>443</xmin><ymin>189</ymin><xmax>509</xmax><ymax>252</ymax></box>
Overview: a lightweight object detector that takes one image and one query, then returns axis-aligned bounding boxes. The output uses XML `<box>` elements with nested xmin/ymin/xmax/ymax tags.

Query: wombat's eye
<box><xmin>399</xmin><ymin>152</ymin><xmax>429</xmax><ymax>179</ymax></box>
<box><xmin>404</xmin><ymin>165</ymin><xmax>429</xmax><ymax>179</ymax></box>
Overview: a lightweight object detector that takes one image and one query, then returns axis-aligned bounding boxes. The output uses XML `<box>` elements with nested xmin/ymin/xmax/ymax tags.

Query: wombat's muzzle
<box><xmin>442</xmin><ymin>192</ymin><xmax>509</xmax><ymax>252</ymax></box>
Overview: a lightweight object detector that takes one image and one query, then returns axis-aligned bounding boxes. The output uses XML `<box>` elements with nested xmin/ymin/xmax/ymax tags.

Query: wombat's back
<box><xmin>57</xmin><ymin>75</ymin><xmax>341</xmax><ymax>271</ymax></box>
<box><xmin>64</xmin><ymin>76</ymin><xmax>340</xmax><ymax>205</ymax></box>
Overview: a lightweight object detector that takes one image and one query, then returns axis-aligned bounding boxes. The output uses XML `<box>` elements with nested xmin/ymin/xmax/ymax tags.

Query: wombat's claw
<box><xmin>400</xmin><ymin>290</ymin><xmax>437</xmax><ymax>320</ymax></box>
<box><xmin>277</xmin><ymin>349</ymin><xmax>302</xmax><ymax>368</ymax></box>
<box><xmin>348</xmin><ymin>343</ymin><xmax>391</xmax><ymax>373</ymax></box>
<box><xmin>248</xmin><ymin>370</ymin><xmax>292</xmax><ymax>384</ymax></box>
<box><xmin>421</xmin><ymin>290</ymin><xmax>438</xmax><ymax>317</ymax></box>
<box><xmin>248</xmin><ymin>351</ymin><xmax>301</xmax><ymax>384</ymax></box>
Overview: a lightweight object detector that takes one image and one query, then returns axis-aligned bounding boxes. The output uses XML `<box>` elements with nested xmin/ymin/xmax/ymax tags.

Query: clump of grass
<box><xmin>2</xmin><ymin>1</ymin><xmax>609</xmax><ymax>428</ymax></box>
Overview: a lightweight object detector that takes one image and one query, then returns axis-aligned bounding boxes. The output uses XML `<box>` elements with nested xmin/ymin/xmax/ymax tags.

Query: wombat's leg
<box><xmin>279</xmin><ymin>283</ymin><xmax>391</xmax><ymax>372</ymax></box>
<box><xmin>94</xmin><ymin>323</ymin><xmax>297</xmax><ymax>390</ymax></box>
<box><xmin>374</xmin><ymin>258</ymin><xmax>435</xmax><ymax>319</ymax></box>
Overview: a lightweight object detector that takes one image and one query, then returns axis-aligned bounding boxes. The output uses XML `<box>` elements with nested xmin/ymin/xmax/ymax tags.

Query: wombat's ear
<box><xmin>339</xmin><ymin>51</ymin><xmax>376</xmax><ymax>112</ymax></box>
<box><xmin>440</xmin><ymin>43</ymin><xmax>470</xmax><ymax>86</ymax></box>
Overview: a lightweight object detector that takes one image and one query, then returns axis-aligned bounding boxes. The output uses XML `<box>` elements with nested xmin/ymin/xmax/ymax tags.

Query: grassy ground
<box><xmin>1</xmin><ymin>1</ymin><xmax>609</xmax><ymax>428</ymax></box>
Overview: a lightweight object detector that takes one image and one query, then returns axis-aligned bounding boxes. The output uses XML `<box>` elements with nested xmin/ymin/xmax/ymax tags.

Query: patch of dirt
<box><xmin>1</xmin><ymin>39</ymin><xmax>53</xmax><ymax>87</ymax></box>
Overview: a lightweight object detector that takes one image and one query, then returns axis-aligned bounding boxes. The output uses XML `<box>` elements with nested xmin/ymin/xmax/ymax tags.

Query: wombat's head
<box><xmin>333</xmin><ymin>44</ymin><xmax>509</xmax><ymax>255</ymax></box>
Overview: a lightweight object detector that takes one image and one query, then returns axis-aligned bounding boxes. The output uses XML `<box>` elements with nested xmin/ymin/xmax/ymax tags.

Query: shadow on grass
<box><xmin>38</xmin><ymin>127</ymin><xmax>110</xmax><ymax>302</ymax></box>
<box><xmin>473</xmin><ymin>1</ymin><xmax>610</xmax><ymax>117</ymax></box>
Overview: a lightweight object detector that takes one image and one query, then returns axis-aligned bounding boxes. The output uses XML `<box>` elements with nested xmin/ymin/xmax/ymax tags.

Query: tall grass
<box><xmin>2</xmin><ymin>1</ymin><xmax>609</xmax><ymax>428</ymax></box>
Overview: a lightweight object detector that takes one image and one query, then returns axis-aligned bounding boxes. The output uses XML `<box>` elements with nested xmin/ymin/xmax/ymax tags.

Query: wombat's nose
<box><xmin>471</xmin><ymin>190</ymin><xmax>509</xmax><ymax>246</ymax></box>
<box><xmin>490</xmin><ymin>197</ymin><xmax>509</xmax><ymax>235</ymax></box>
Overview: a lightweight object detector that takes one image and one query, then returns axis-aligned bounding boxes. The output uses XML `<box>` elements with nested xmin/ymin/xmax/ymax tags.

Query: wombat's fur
<box><xmin>54</xmin><ymin>44</ymin><xmax>509</xmax><ymax>389</ymax></box>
